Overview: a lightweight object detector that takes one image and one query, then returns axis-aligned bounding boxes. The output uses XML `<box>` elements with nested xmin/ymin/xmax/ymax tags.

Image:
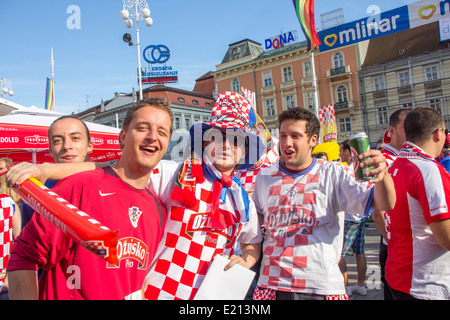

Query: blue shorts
<box><xmin>341</xmin><ymin>218</ymin><xmax>368</xmax><ymax>256</ymax></box>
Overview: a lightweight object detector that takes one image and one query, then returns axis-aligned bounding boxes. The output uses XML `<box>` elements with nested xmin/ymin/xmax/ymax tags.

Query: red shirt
<box><xmin>8</xmin><ymin>167</ymin><xmax>166</xmax><ymax>300</ymax></box>
<box><xmin>385</xmin><ymin>143</ymin><xmax>450</xmax><ymax>299</ymax></box>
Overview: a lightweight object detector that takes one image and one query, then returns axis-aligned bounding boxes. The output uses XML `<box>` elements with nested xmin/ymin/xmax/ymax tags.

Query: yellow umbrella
<box><xmin>312</xmin><ymin>141</ymin><xmax>340</xmax><ymax>161</ymax></box>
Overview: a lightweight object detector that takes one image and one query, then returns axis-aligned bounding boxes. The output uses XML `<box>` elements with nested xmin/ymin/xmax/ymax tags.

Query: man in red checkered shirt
<box><xmin>252</xmin><ymin>107</ymin><xmax>395</xmax><ymax>300</ymax></box>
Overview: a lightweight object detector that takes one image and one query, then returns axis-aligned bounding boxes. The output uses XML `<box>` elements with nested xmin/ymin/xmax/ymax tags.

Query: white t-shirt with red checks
<box><xmin>143</xmin><ymin>160</ymin><xmax>262</xmax><ymax>300</ymax></box>
<box><xmin>252</xmin><ymin>159</ymin><xmax>374</xmax><ymax>295</ymax></box>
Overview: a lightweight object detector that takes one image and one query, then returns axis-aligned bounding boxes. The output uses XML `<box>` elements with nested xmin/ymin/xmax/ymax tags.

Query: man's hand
<box><xmin>358</xmin><ymin>149</ymin><xmax>388</xmax><ymax>184</ymax></box>
<box><xmin>6</xmin><ymin>162</ymin><xmax>48</xmax><ymax>187</ymax></box>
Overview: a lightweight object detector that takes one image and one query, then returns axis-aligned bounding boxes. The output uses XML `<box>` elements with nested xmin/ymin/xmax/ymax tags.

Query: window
<box><xmin>333</xmin><ymin>52</ymin><xmax>344</xmax><ymax>68</ymax></box>
<box><xmin>192</xmin><ymin>99</ymin><xmax>199</xmax><ymax>105</ymax></box>
<box><xmin>337</xmin><ymin>85</ymin><xmax>348</xmax><ymax>102</ymax></box>
<box><xmin>306</xmin><ymin>91</ymin><xmax>314</xmax><ymax>109</ymax></box>
<box><xmin>428</xmin><ymin>99</ymin><xmax>442</xmax><ymax>113</ymax></box>
<box><xmin>402</xmin><ymin>102</ymin><xmax>413</xmax><ymax>109</ymax></box>
<box><xmin>185</xmin><ymin>118</ymin><xmax>191</xmax><ymax>130</ymax></box>
<box><xmin>283</xmin><ymin>66</ymin><xmax>293</xmax><ymax>82</ymax></box>
<box><xmin>338</xmin><ymin>117</ymin><xmax>351</xmax><ymax>132</ymax></box>
<box><xmin>372</xmin><ymin>75</ymin><xmax>385</xmax><ymax>91</ymax></box>
<box><xmin>424</xmin><ymin>65</ymin><xmax>439</xmax><ymax>81</ymax></box>
<box><xmin>265</xmin><ymin>99</ymin><xmax>275</xmax><ymax>116</ymax></box>
<box><xmin>303</xmin><ymin>61</ymin><xmax>312</xmax><ymax>78</ymax></box>
<box><xmin>263</xmin><ymin>71</ymin><xmax>273</xmax><ymax>87</ymax></box>
<box><xmin>174</xmin><ymin>117</ymin><xmax>181</xmax><ymax>130</ymax></box>
<box><xmin>232</xmin><ymin>78</ymin><xmax>240</xmax><ymax>92</ymax></box>
<box><xmin>397</xmin><ymin>70</ymin><xmax>411</xmax><ymax>87</ymax></box>
<box><xmin>376</xmin><ymin>107</ymin><xmax>389</xmax><ymax>125</ymax></box>
<box><xmin>178</xmin><ymin>97</ymin><xmax>185</xmax><ymax>103</ymax></box>
<box><xmin>285</xmin><ymin>95</ymin><xmax>295</xmax><ymax>109</ymax></box>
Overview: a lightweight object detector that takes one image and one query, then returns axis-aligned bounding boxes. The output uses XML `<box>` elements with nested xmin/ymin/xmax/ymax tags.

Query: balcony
<box><xmin>326</xmin><ymin>65</ymin><xmax>352</xmax><ymax>80</ymax></box>
<box><xmin>334</xmin><ymin>101</ymin><xmax>349</xmax><ymax>110</ymax></box>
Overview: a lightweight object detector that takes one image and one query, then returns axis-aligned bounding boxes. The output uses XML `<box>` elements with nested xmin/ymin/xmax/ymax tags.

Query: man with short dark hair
<box><xmin>385</xmin><ymin>107</ymin><xmax>450</xmax><ymax>300</ymax></box>
<box><xmin>21</xmin><ymin>116</ymin><xmax>94</xmax><ymax>228</ymax></box>
<box><xmin>373</xmin><ymin>107</ymin><xmax>410</xmax><ymax>300</ymax></box>
<box><xmin>7</xmin><ymin>98</ymin><xmax>172</xmax><ymax>299</ymax></box>
<box><xmin>252</xmin><ymin>107</ymin><xmax>395</xmax><ymax>300</ymax></box>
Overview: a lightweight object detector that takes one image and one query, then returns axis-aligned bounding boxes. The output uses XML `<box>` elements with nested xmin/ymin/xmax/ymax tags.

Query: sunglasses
<box><xmin>432</xmin><ymin>128</ymin><xmax>449</xmax><ymax>136</ymax></box>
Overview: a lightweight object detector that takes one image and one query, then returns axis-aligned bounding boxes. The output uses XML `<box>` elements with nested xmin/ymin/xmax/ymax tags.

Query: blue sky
<box><xmin>0</xmin><ymin>0</ymin><xmax>417</xmax><ymax>115</ymax></box>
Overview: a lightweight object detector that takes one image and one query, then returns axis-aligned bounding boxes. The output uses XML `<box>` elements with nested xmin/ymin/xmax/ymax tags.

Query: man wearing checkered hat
<box><xmin>252</xmin><ymin>107</ymin><xmax>395</xmax><ymax>300</ymax></box>
<box><xmin>142</xmin><ymin>91</ymin><xmax>265</xmax><ymax>300</ymax></box>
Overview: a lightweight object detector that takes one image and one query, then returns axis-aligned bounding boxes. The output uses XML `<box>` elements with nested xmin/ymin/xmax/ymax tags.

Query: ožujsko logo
<box><xmin>107</xmin><ymin>237</ymin><xmax>149</xmax><ymax>269</ymax></box>
<box><xmin>185</xmin><ymin>212</ymin><xmax>238</xmax><ymax>246</ymax></box>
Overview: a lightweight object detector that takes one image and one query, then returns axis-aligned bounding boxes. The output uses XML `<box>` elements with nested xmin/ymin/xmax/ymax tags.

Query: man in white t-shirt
<box><xmin>252</xmin><ymin>107</ymin><xmax>395</xmax><ymax>300</ymax></box>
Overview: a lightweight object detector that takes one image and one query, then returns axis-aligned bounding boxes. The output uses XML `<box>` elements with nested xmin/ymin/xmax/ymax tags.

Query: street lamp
<box><xmin>0</xmin><ymin>78</ymin><xmax>14</xmax><ymax>98</ymax></box>
<box><xmin>120</xmin><ymin>0</ymin><xmax>153</xmax><ymax>101</ymax></box>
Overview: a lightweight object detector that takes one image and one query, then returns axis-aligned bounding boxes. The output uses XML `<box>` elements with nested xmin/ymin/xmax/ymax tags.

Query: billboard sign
<box><xmin>408</xmin><ymin>0</ymin><xmax>450</xmax><ymax>28</ymax></box>
<box><xmin>318</xmin><ymin>0</ymin><xmax>450</xmax><ymax>52</ymax></box>
<box><xmin>265</xmin><ymin>30</ymin><xmax>298</xmax><ymax>50</ymax></box>
<box><xmin>141</xmin><ymin>44</ymin><xmax>179</xmax><ymax>84</ymax></box>
<box><xmin>318</xmin><ymin>5</ymin><xmax>410</xmax><ymax>52</ymax></box>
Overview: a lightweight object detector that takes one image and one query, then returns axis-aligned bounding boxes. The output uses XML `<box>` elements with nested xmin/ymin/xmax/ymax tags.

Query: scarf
<box><xmin>398</xmin><ymin>141</ymin><xmax>438</xmax><ymax>162</ymax></box>
<box><xmin>170</xmin><ymin>155</ymin><xmax>250</xmax><ymax>230</ymax></box>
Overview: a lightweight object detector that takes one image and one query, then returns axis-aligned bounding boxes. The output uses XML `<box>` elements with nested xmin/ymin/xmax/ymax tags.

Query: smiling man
<box><xmin>252</xmin><ymin>107</ymin><xmax>395</xmax><ymax>300</ymax></box>
<box><xmin>48</xmin><ymin>116</ymin><xmax>93</xmax><ymax>163</ymax></box>
<box><xmin>21</xmin><ymin>116</ymin><xmax>94</xmax><ymax>228</ymax></box>
<box><xmin>142</xmin><ymin>91</ymin><xmax>264</xmax><ymax>300</ymax></box>
<box><xmin>7</xmin><ymin>98</ymin><xmax>172</xmax><ymax>299</ymax></box>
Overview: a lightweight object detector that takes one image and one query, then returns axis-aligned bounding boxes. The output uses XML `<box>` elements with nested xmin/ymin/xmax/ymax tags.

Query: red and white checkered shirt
<box><xmin>0</xmin><ymin>194</ymin><xmax>15</xmax><ymax>292</ymax></box>
<box><xmin>252</xmin><ymin>159</ymin><xmax>374</xmax><ymax>295</ymax></box>
<box><xmin>143</xmin><ymin>160</ymin><xmax>262</xmax><ymax>300</ymax></box>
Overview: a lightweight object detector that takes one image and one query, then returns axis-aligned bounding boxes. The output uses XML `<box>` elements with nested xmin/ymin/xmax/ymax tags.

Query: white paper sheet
<box><xmin>194</xmin><ymin>255</ymin><xmax>256</xmax><ymax>300</ymax></box>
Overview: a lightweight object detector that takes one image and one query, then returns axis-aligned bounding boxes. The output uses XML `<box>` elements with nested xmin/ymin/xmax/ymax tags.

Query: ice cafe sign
<box><xmin>264</xmin><ymin>30</ymin><xmax>298</xmax><ymax>50</ymax></box>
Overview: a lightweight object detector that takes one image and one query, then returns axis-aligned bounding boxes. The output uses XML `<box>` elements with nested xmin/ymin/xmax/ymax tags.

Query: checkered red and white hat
<box><xmin>190</xmin><ymin>91</ymin><xmax>266</xmax><ymax>170</ymax></box>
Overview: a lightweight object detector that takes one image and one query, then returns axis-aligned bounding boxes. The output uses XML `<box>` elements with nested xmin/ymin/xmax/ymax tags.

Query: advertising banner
<box><xmin>408</xmin><ymin>0</ymin><xmax>450</xmax><ymax>28</ymax></box>
<box><xmin>318</xmin><ymin>5</ymin><xmax>410</xmax><ymax>52</ymax></box>
<box><xmin>318</xmin><ymin>104</ymin><xmax>337</xmax><ymax>143</ymax></box>
<box><xmin>317</xmin><ymin>0</ymin><xmax>450</xmax><ymax>52</ymax></box>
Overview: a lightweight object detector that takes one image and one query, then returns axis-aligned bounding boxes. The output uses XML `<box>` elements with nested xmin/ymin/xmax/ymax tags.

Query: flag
<box><xmin>318</xmin><ymin>104</ymin><xmax>337</xmax><ymax>143</ymax></box>
<box><xmin>45</xmin><ymin>77</ymin><xmax>54</xmax><ymax>111</ymax></box>
<box><xmin>292</xmin><ymin>0</ymin><xmax>321</xmax><ymax>51</ymax></box>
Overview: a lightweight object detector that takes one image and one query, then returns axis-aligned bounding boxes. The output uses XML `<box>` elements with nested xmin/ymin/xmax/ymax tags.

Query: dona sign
<box><xmin>265</xmin><ymin>30</ymin><xmax>298</xmax><ymax>50</ymax></box>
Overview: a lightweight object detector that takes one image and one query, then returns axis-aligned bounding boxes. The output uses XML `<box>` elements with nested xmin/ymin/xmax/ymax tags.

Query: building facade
<box><xmin>359</xmin><ymin>22</ymin><xmax>450</xmax><ymax>143</ymax></box>
<box><xmin>213</xmin><ymin>37</ymin><xmax>365</xmax><ymax>142</ymax></box>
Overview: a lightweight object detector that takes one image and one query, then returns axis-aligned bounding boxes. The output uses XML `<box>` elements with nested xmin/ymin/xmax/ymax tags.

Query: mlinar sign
<box><xmin>265</xmin><ymin>30</ymin><xmax>298</xmax><ymax>50</ymax></box>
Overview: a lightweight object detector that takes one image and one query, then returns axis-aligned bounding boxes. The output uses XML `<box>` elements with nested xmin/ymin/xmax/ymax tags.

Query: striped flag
<box><xmin>45</xmin><ymin>77</ymin><xmax>54</xmax><ymax>111</ymax></box>
<box><xmin>292</xmin><ymin>0</ymin><xmax>321</xmax><ymax>51</ymax></box>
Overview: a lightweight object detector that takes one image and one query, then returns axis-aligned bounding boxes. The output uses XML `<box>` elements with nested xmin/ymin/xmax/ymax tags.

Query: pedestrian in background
<box><xmin>386</xmin><ymin>107</ymin><xmax>450</xmax><ymax>300</ymax></box>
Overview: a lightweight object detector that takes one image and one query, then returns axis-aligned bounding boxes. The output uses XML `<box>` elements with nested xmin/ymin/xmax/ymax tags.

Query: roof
<box><xmin>221</xmin><ymin>39</ymin><xmax>265</xmax><ymax>64</ymax></box>
<box><xmin>193</xmin><ymin>71</ymin><xmax>216</xmax><ymax>96</ymax></box>
<box><xmin>362</xmin><ymin>22</ymin><xmax>447</xmax><ymax>67</ymax></box>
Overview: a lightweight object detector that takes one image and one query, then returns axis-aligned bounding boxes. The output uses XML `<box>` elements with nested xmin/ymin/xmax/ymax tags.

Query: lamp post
<box><xmin>120</xmin><ymin>0</ymin><xmax>153</xmax><ymax>101</ymax></box>
<box><xmin>0</xmin><ymin>78</ymin><xmax>14</xmax><ymax>98</ymax></box>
